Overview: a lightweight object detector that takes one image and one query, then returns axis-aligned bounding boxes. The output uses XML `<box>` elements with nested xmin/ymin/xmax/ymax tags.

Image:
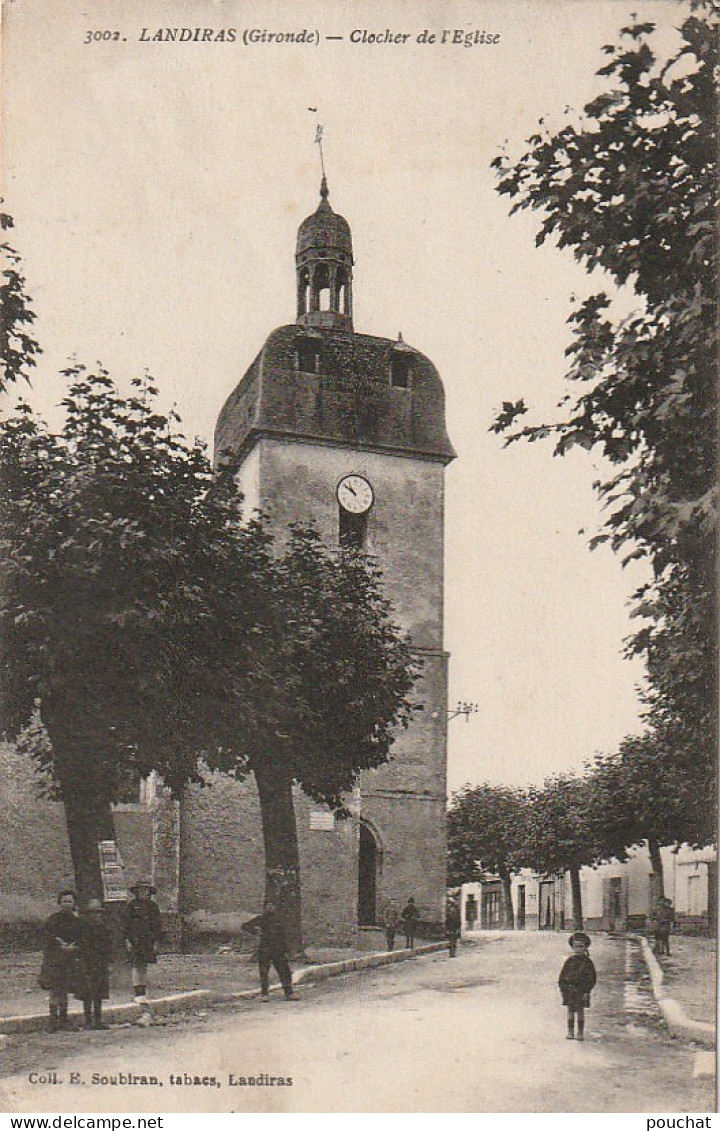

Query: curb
<box><xmin>629</xmin><ymin>933</ymin><xmax>716</xmax><ymax>1049</ymax></box>
<box><xmin>294</xmin><ymin>941</ymin><xmax>449</xmax><ymax>986</ymax></box>
<box><xmin>0</xmin><ymin>941</ymin><xmax>449</xmax><ymax>1037</ymax></box>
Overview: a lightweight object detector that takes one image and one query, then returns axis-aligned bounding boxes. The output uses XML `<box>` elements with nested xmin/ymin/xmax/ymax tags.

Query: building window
<box><xmin>390</xmin><ymin>352</ymin><xmax>412</xmax><ymax>388</ymax></box>
<box><xmin>337</xmin><ymin>268</ymin><xmax>349</xmax><ymax>315</ymax></box>
<box><xmin>297</xmin><ymin>268</ymin><xmax>310</xmax><ymax>317</ymax></box>
<box><xmin>113</xmin><ymin>771</ymin><xmax>157</xmax><ymax>809</ymax></box>
<box><xmin>339</xmin><ymin>506</ymin><xmax>368</xmax><ymax>550</ymax></box>
<box><xmin>297</xmin><ymin>337</ymin><xmax>321</xmax><ymax>373</ymax></box>
<box><xmin>312</xmin><ymin>262</ymin><xmax>332</xmax><ymax>312</ymax></box>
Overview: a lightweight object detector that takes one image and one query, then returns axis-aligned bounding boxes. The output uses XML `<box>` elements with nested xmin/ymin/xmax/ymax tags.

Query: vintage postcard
<box><xmin>0</xmin><ymin>0</ymin><xmax>715</xmax><ymax>1116</ymax></box>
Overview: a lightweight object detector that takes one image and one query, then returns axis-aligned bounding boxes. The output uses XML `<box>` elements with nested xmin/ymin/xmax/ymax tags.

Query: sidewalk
<box><xmin>0</xmin><ymin>950</ymin><xmax>257</xmax><ymax>1021</ymax></box>
<box><xmin>655</xmin><ymin>936</ymin><xmax>716</xmax><ymax>1025</ymax></box>
<box><xmin>0</xmin><ymin>940</ymin><xmax>450</xmax><ymax>1034</ymax></box>
<box><xmin>635</xmin><ymin>933</ymin><xmax>716</xmax><ymax>1048</ymax></box>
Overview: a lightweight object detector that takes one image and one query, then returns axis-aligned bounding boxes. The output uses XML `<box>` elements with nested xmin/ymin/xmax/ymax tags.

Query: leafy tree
<box><xmin>1</xmin><ymin>211</ymin><xmax>41</xmax><ymax>391</ymax></box>
<box><xmin>490</xmin><ymin>12</ymin><xmax>717</xmax><ymax>827</ymax></box>
<box><xmin>525</xmin><ymin>775</ymin><xmax>606</xmax><ymax>930</ymax></box>
<box><xmin>591</xmin><ymin>729</ymin><xmax>714</xmax><ymax>900</ymax></box>
<box><xmin>447</xmin><ymin>784</ymin><xmax>529</xmax><ymax>928</ymax></box>
<box><xmin>0</xmin><ymin>367</ymin><xmax>272</xmax><ymax>902</ymax></box>
<box><xmin>206</xmin><ymin>524</ymin><xmax>419</xmax><ymax>952</ymax></box>
<box><xmin>0</xmin><ymin>369</ymin><xmax>418</xmax><ymax>949</ymax></box>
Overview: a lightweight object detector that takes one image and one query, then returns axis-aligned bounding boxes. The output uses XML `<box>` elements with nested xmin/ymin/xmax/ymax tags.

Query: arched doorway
<box><xmin>358</xmin><ymin>821</ymin><xmax>380</xmax><ymax>926</ymax></box>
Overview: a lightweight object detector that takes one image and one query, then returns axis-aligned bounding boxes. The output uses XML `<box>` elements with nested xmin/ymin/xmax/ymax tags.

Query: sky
<box><xmin>3</xmin><ymin>0</ymin><xmax>687</xmax><ymax>792</ymax></box>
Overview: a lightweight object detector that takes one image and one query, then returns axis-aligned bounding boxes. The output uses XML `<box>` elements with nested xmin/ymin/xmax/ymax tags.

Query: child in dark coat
<box><xmin>653</xmin><ymin>898</ymin><xmax>675</xmax><ymax>956</ymax></box>
<box><xmin>39</xmin><ymin>889</ymin><xmax>82</xmax><ymax>1032</ymax></box>
<box><xmin>243</xmin><ymin>900</ymin><xmax>294</xmax><ymax>1002</ymax></box>
<box><xmin>558</xmin><ymin>931</ymin><xmax>597</xmax><ymax>1041</ymax></box>
<box><xmin>446</xmin><ymin>902</ymin><xmax>461</xmax><ymax>957</ymax></box>
<box><xmin>400</xmin><ymin>897</ymin><xmax>420</xmax><ymax>948</ymax></box>
<box><xmin>77</xmin><ymin>899</ymin><xmax>112</xmax><ymax>1029</ymax></box>
<box><xmin>123</xmin><ymin>878</ymin><xmax>163</xmax><ymax>1002</ymax></box>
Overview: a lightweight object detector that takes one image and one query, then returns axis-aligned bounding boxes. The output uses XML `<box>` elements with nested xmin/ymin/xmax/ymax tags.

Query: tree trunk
<box><xmin>60</xmin><ymin>770</ymin><xmax>116</xmax><ymax>908</ymax></box>
<box><xmin>648</xmin><ymin>838</ymin><xmax>665</xmax><ymax>904</ymax></box>
<box><xmin>253</xmin><ymin>760</ymin><xmax>303</xmax><ymax>956</ymax></box>
<box><xmin>499</xmin><ymin>871</ymin><xmax>515</xmax><ymax>929</ymax></box>
<box><xmin>42</xmin><ymin>710</ymin><xmax>117</xmax><ymax>909</ymax></box>
<box><xmin>569</xmin><ymin>866</ymin><xmax>583</xmax><ymax>930</ymax></box>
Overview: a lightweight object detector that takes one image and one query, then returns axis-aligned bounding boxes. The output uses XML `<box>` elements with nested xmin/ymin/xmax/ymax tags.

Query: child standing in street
<box><xmin>77</xmin><ymin>898</ymin><xmax>112</xmax><ymax>1030</ymax></box>
<box><xmin>381</xmin><ymin>900</ymin><xmax>400</xmax><ymax>951</ymax></box>
<box><xmin>39</xmin><ymin>889</ymin><xmax>82</xmax><ymax>1032</ymax></box>
<box><xmin>446</xmin><ymin>900</ymin><xmax>461</xmax><ymax>957</ymax></box>
<box><xmin>243</xmin><ymin>899</ymin><xmax>295</xmax><ymax>1002</ymax></box>
<box><xmin>123</xmin><ymin>878</ymin><xmax>163</xmax><ymax>1002</ymax></box>
<box><xmin>558</xmin><ymin>931</ymin><xmax>597</xmax><ymax>1041</ymax></box>
<box><xmin>400</xmin><ymin>897</ymin><xmax>420</xmax><ymax>948</ymax></box>
<box><xmin>653</xmin><ymin>897</ymin><xmax>675</xmax><ymax>956</ymax></box>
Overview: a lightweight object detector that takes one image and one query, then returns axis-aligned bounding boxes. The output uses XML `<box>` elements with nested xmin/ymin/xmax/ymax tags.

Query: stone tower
<box><xmin>214</xmin><ymin>178</ymin><xmax>455</xmax><ymax>937</ymax></box>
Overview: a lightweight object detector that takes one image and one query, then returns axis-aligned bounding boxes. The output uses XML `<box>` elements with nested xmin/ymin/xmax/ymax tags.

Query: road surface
<box><xmin>0</xmin><ymin>933</ymin><xmax>714</xmax><ymax>1113</ymax></box>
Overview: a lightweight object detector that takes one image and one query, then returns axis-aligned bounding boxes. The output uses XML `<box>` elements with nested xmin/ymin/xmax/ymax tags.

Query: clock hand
<box><xmin>346</xmin><ymin>484</ymin><xmax>357</xmax><ymax>496</ymax></box>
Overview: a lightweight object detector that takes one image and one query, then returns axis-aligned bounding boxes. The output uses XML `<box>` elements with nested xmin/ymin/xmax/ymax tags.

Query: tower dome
<box><xmin>296</xmin><ymin>177</ymin><xmax>354</xmax><ymax>329</ymax></box>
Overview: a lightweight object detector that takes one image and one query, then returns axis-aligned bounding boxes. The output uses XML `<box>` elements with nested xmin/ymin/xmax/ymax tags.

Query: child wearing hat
<box><xmin>77</xmin><ymin>899</ymin><xmax>112</xmax><ymax>1029</ymax></box>
<box><xmin>122</xmin><ymin>878</ymin><xmax>163</xmax><ymax>1002</ymax></box>
<box><xmin>558</xmin><ymin>931</ymin><xmax>597</xmax><ymax>1041</ymax></box>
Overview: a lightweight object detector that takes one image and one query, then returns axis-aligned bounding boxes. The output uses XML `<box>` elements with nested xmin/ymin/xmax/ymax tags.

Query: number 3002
<box><xmin>85</xmin><ymin>30</ymin><xmax>121</xmax><ymax>42</ymax></box>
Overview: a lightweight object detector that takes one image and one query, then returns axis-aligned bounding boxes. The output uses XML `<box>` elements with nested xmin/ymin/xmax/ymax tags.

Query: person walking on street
<box><xmin>77</xmin><ymin>898</ymin><xmax>112</xmax><ymax>1029</ymax></box>
<box><xmin>122</xmin><ymin>878</ymin><xmax>163</xmax><ymax>1002</ymax></box>
<box><xmin>243</xmin><ymin>900</ymin><xmax>295</xmax><ymax>1002</ymax></box>
<box><xmin>382</xmin><ymin>899</ymin><xmax>400</xmax><ymax>951</ymax></box>
<box><xmin>558</xmin><ymin>931</ymin><xmax>597</xmax><ymax>1041</ymax></box>
<box><xmin>446</xmin><ymin>901</ymin><xmax>461</xmax><ymax>957</ymax></box>
<box><xmin>400</xmin><ymin>897</ymin><xmax>420</xmax><ymax>948</ymax></box>
<box><xmin>653</xmin><ymin>896</ymin><xmax>675</xmax><ymax>956</ymax></box>
<box><xmin>39</xmin><ymin>889</ymin><xmax>82</xmax><ymax>1032</ymax></box>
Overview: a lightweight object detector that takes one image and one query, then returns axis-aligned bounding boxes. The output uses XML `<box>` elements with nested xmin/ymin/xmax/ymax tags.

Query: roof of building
<box><xmin>214</xmin><ymin>324</ymin><xmax>456</xmax><ymax>465</ymax></box>
<box><xmin>296</xmin><ymin>177</ymin><xmax>353</xmax><ymax>261</ymax></box>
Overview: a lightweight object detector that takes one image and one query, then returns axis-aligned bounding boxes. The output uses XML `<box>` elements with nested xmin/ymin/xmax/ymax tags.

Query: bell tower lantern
<box><xmin>296</xmin><ymin>177</ymin><xmax>354</xmax><ymax>330</ymax></box>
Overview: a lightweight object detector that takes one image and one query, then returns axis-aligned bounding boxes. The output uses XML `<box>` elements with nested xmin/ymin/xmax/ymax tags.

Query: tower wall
<box><xmin>180</xmin><ymin>432</ymin><xmax>451</xmax><ymax>941</ymax></box>
<box><xmin>256</xmin><ymin>437</ymin><xmax>445</xmax><ymax>645</ymax></box>
<box><xmin>257</xmin><ymin>436</ymin><xmax>449</xmax><ymax>928</ymax></box>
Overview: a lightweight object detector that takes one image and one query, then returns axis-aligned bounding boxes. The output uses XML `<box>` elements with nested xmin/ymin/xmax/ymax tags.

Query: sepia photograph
<box><xmin>0</xmin><ymin>0</ymin><xmax>716</xmax><ymax>1116</ymax></box>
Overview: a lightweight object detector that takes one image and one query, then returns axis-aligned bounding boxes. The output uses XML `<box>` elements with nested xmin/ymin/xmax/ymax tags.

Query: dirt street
<box><xmin>0</xmin><ymin>933</ymin><xmax>714</xmax><ymax>1113</ymax></box>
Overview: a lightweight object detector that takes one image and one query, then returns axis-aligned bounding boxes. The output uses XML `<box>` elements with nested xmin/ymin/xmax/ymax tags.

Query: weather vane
<box><xmin>309</xmin><ymin>108</ymin><xmax>326</xmax><ymax>181</ymax></box>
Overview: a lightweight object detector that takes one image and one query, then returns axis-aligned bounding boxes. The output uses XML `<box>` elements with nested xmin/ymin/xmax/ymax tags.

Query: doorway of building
<box><xmin>539</xmin><ymin>881</ymin><xmax>555</xmax><ymax>930</ymax></box>
<box><xmin>481</xmin><ymin>885</ymin><xmax>502</xmax><ymax>928</ymax></box>
<box><xmin>607</xmin><ymin>876</ymin><xmax>624</xmax><ymax>931</ymax></box>
<box><xmin>465</xmin><ymin>893</ymin><xmax>478</xmax><ymax>931</ymax></box>
<box><xmin>517</xmin><ymin>884</ymin><xmax>526</xmax><ymax>929</ymax></box>
<box><xmin>358</xmin><ymin>822</ymin><xmax>379</xmax><ymax>926</ymax></box>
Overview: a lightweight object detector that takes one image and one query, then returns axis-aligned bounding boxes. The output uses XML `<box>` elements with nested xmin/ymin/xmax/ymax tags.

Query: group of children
<box><xmin>42</xmin><ymin>882</ymin><xmax>606</xmax><ymax>1041</ymax></box>
<box><xmin>40</xmin><ymin>878</ymin><xmax>163</xmax><ymax>1032</ymax></box>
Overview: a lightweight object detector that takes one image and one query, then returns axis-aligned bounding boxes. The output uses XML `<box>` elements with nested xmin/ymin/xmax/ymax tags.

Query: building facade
<box><xmin>459</xmin><ymin>842</ymin><xmax>717</xmax><ymax>936</ymax></box>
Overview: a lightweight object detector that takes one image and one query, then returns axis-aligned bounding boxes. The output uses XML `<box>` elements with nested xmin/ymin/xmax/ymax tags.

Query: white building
<box><xmin>460</xmin><ymin>843</ymin><xmax>716</xmax><ymax>934</ymax></box>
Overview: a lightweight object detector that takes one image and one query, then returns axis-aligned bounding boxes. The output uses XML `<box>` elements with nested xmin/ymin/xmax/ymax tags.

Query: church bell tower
<box><xmin>215</xmin><ymin>177</ymin><xmax>456</xmax><ymax>939</ymax></box>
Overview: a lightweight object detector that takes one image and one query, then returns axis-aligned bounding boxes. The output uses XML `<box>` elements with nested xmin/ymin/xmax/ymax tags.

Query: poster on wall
<box><xmin>0</xmin><ymin>0</ymin><xmax>715</xmax><ymax>1118</ymax></box>
<box><xmin>98</xmin><ymin>840</ymin><xmax>129</xmax><ymax>903</ymax></box>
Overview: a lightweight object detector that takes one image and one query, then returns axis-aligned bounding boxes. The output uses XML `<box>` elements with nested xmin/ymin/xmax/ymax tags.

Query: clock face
<box><xmin>337</xmin><ymin>474</ymin><xmax>373</xmax><ymax>514</ymax></box>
